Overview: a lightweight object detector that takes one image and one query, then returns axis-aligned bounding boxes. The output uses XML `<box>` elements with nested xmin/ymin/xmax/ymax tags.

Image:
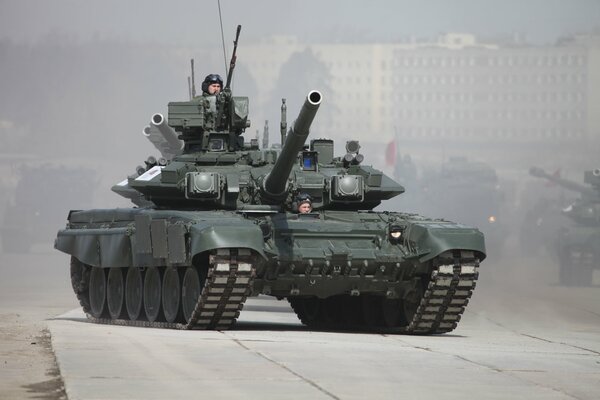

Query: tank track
<box><xmin>72</xmin><ymin>248</ymin><xmax>256</xmax><ymax>330</ymax></box>
<box><xmin>288</xmin><ymin>250</ymin><xmax>479</xmax><ymax>334</ymax></box>
<box><xmin>403</xmin><ymin>250</ymin><xmax>479</xmax><ymax>334</ymax></box>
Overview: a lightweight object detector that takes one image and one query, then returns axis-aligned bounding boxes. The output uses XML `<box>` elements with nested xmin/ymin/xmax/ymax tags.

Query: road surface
<box><xmin>49</xmin><ymin>253</ymin><xmax>600</xmax><ymax>400</ymax></box>
<box><xmin>1</xmin><ymin>248</ymin><xmax>599</xmax><ymax>399</ymax></box>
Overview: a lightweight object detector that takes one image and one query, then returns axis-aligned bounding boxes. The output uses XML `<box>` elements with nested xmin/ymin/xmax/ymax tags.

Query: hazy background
<box><xmin>0</xmin><ymin>0</ymin><xmax>599</xmax><ymax>277</ymax></box>
<box><xmin>2</xmin><ymin>0</ymin><xmax>600</xmax><ymax>45</ymax></box>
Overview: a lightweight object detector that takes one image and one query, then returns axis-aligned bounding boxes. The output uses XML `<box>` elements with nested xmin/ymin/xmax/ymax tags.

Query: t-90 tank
<box><xmin>529</xmin><ymin>167</ymin><xmax>600</xmax><ymax>285</ymax></box>
<box><xmin>55</xmin><ymin>29</ymin><xmax>485</xmax><ymax>334</ymax></box>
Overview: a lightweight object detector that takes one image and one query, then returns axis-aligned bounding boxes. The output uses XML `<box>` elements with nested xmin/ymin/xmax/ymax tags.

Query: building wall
<box><xmin>242</xmin><ymin>33</ymin><xmax>599</xmax><ymax>149</ymax></box>
<box><xmin>583</xmin><ymin>35</ymin><xmax>600</xmax><ymax>140</ymax></box>
<box><xmin>391</xmin><ymin>40</ymin><xmax>588</xmax><ymax>144</ymax></box>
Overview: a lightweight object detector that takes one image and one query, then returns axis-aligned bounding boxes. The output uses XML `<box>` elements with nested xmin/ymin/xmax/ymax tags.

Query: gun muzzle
<box><xmin>262</xmin><ymin>90</ymin><xmax>322</xmax><ymax>199</ymax></box>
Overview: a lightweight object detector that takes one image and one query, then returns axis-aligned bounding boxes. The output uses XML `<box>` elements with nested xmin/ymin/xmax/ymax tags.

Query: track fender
<box><xmin>189</xmin><ymin>222</ymin><xmax>266</xmax><ymax>259</ymax></box>
<box><xmin>55</xmin><ymin>227</ymin><xmax>132</xmax><ymax>267</ymax></box>
<box><xmin>407</xmin><ymin>223</ymin><xmax>486</xmax><ymax>262</ymax></box>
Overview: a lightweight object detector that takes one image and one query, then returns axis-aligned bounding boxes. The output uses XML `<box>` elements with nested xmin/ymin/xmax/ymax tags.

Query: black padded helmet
<box><xmin>296</xmin><ymin>193</ymin><xmax>312</xmax><ymax>204</ymax></box>
<box><xmin>201</xmin><ymin>73</ymin><xmax>224</xmax><ymax>93</ymax></box>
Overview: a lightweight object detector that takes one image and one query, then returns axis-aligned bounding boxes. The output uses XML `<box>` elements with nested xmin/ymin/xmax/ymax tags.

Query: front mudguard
<box><xmin>189</xmin><ymin>223</ymin><xmax>266</xmax><ymax>260</ymax></box>
<box><xmin>55</xmin><ymin>227</ymin><xmax>132</xmax><ymax>268</ymax></box>
<box><xmin>406</xmin><ymin>223</ymin><xmax>486</xmax><ymax>262</ymax></box>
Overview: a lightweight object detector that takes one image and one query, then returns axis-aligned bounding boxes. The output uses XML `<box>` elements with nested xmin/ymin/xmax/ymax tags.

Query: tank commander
<box><xmin>296</xmin><ymin>193</ymin><xmax>313</xmax><ymax>214</ymax></box>
<box><xmin>201</xmin><ymin>73</ymin><xmax>223</xmax><ymax>95</ymax></box>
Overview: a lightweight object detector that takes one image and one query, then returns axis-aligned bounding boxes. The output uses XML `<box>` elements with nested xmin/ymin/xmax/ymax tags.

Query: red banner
<box><xmin>385</xmin><ymin>139</ymin><xmax>396</xmax><ymax>166</ymax></box>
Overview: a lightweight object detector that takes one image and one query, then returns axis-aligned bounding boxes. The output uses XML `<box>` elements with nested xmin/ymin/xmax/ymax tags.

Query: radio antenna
<box><xmin>218</xmin><ymin>0</ymin><xmax>229</xmax><ymax>76</ymax></box>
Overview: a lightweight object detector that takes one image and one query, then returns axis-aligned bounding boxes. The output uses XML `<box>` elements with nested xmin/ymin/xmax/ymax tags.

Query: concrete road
<box><xmin>48</xmin><ymin>255</ymin><xmax>600</xmax><ymax>400</ymax></box>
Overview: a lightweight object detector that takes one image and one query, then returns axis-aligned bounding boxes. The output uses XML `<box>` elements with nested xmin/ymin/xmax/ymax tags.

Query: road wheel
<box><xmin>162</xmin><ymin>267</ymin><xmax>182</xmax><ymax>323</ymax></box>
<box><xmin>125</xmin><ymin>268</ymin><xmax>143</xmax><ymax>321</ymax></box>
<box><xmin>89</xmin><ymin>267</ymin><xmax>107</xmax><ymax>318</ymax></box>
<box><xmin>399</xmin><ymin>282</ymin><xmax>424</xmax><ymax>327</ymax></box>
<box><xmin>181</xmin><ymin>267</ymin><xmax>202</xmax><ymax>324</ymax></box>
<box><xmin>70</xmin><ymin>257</ymin><xmax>91</xmax><ymax>313</ymax></box>
<box><xmin>107</xmin><ymin>268</ymin><xmax>125</xmax><ymax>319</ymax></box>
<box><xmin>144</xmin><ymin>267</ymin><xmax>163</xmax><ymax>322</ymax></box>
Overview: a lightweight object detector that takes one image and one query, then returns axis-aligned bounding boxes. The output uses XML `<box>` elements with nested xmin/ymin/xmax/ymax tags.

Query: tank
<box><xmin>394</xmin><ymin>157</ymin><xmax>507</xmax><ymax>254</ymax></box>
<box><xmin>529</xmin><ymin>167</ymin><xmax>600</xmax><ymax>285</ymax></box>
<box><xmin>55</xmin><ymin>35</ymin><xmax>485</xmax><ymax>334</ymax></box>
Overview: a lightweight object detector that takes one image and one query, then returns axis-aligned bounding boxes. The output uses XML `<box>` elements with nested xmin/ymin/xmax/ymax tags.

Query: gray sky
<box><xmin>1</xmin><ymin>0</ymin><xmax>599</xmax><ymax>45</ymax></box>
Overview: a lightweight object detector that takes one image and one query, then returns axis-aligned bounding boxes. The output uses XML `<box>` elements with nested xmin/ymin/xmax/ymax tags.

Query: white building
<box><xmin>242</xmin><ymin>33</ymin><xmax>600</xmax><ymax>149</ymax></box>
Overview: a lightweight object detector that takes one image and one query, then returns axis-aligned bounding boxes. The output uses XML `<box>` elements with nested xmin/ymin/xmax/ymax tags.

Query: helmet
<box><xmin>201</xmin><ymin>74</ymin><xmax>224</xmax><ymax>93</ymax></box>
<box><xmin>296</xmin><ymin>193</ymin><xmax>312</xmax><ymax>204</ymax></box>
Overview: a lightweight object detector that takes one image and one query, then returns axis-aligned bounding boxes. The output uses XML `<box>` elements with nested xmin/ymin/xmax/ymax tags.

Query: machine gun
<box><xmin>224</xmin><ymin>25</ymin><xmax>241</xmax><ymax>91</ymax></box>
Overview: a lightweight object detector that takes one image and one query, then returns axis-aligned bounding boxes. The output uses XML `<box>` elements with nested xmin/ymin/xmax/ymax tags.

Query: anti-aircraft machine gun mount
<box><xmin>56</xmin><ymin>26</ymin><xmax>486</xmax><ymax>334</ymax></box>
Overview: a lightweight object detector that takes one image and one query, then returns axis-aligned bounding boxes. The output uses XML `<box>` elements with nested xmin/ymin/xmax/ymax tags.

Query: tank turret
<box><xmin>262</xmin><ymin>90</ymin><xmax>322</xmax><ymax>200</ymax></box>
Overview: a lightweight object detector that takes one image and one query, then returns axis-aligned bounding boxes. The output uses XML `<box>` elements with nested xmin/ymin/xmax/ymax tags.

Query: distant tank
<box><xmin>55</xmin><ymin>27</ymin><xmax>485</xmax><ymax>334</ymax></box>
<box><xmin>529</xmin><ymin>167</ymin><xmax>600</xmax><ymax>285</ymax></box>
<box><xmin>404</xmin><ymin>157</ymin><xmax>507</xmax><ymax>253</ymax></box>
<box><xmin>1</xmin><ymin>164</ymin><xmax>96</xmax><ymax>253</ymax></box>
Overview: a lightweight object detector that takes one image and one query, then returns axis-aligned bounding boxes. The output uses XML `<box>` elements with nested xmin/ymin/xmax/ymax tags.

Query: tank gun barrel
<box><xmin>263</xmin><ymin>90</ymin><xmax>322</xmax><ymax>198</ymax></box>
<box><xmin>529</xmin><ymin>166</ymin><xmax>595</xmax><ymax>196</ymax></box>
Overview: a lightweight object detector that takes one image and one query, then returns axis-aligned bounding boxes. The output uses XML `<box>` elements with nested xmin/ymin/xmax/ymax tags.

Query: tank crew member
<box><xmin>296</xmin><ymin>193</ymin><xmax>313</xmax><ymax>214</ymax></box>
<box><xmin>201</xmin><ymin>73</ymin><xmax>223</xmax><ymax>95</ymax></box>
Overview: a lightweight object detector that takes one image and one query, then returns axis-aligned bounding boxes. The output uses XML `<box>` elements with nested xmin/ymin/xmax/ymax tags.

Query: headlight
<box><xmin>389</xmin><ymin>224</ymin><xmax>405</xmax><ymax>242</ymax></box>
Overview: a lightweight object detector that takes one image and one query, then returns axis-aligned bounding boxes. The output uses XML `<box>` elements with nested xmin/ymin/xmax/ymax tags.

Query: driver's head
<box><xmin>296</xmin><ymin>193</ymin><xmax>313</xmax><ymax>213</ymax></box>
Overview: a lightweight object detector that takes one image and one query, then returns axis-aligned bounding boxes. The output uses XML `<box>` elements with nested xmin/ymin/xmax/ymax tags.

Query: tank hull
<box><xmin>56</xmin><ymin>208</ymin><xmax>485</xmax><ymax>334</ymax></box>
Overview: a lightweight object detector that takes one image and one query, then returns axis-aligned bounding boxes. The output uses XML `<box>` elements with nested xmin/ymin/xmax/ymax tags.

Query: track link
<box><xmin>73</xmin><ymin>248</ymin><xmax>256</xmax><ymax>330</ymax></box>
<box><xmin>403</xmin><ymin>250</ymin><xmax>479</xmax><ymax>334</ymax></box>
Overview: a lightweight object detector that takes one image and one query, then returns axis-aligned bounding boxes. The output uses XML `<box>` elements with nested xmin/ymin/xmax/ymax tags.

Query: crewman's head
<box><xmin>202</xmin><ymin>74</ymin><xmax>223</xmax><ymax>95</ymax></box>
<box><xmin>296</xmin><ymin>193</ymin><xmax>313</xmax><ymax>214</ymax></box>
